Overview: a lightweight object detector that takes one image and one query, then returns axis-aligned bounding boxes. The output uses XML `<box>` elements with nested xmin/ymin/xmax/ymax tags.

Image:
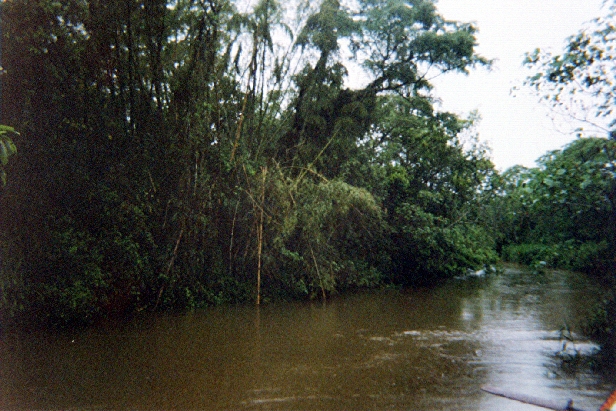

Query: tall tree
<box><xmin>524</xmin><ymin>4</ymin><xmax>616</xmax><ymax>138</ymax></box>
<box><xmin>522</xmin><ymin>3</ymin><xmax>616</xmax><ymax>265</ymax></box>
<box><xmin>375</xmin><ymin>97</ymin><xmax>496</xmax><ymax>284</ymax></box>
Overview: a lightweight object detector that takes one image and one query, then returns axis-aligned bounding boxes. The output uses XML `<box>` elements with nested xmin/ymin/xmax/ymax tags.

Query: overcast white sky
<box><xmin>431</xmin><ymin>0</ymin><xmax>606</xmax><ymax>171</ymax></box>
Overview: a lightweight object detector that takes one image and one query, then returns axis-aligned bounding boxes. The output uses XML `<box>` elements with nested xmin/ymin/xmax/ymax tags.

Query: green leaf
<box><xmin>8</xmin><ymin>141</ymin><xmax>16</xmax><ymax>156</ymax></box>
<box><xmin>0</xmin><ymin>140</ymin><xmax>8</xmax><ymax>166</ymax></box>
<box><xmin>0</xmin><ymin>125</ymin><xmax>16</xmax><ymax>135</ymax></box>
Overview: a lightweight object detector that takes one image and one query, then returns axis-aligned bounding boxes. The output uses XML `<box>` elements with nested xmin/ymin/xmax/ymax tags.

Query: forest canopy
<box><xmin>0</xmin><ymin>0</ymin><xmax>497</xmax><ymax>325</ymax></box>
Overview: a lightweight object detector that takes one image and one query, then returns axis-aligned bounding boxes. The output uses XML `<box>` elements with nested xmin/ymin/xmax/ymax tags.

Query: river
<box><xmin>0</xmin><ymin>265</ymin><xmax>613</xmax><ymax>410</ymax></box>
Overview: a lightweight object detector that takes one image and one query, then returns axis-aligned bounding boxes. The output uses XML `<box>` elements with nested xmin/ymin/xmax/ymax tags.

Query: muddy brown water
<box><xmin>0</xmin><ymin>265</ymin><xmax>613</xmax><ymax>410</ymax></box>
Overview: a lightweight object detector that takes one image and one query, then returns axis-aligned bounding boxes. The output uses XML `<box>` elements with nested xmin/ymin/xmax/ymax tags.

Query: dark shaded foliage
<box><xmin>0</xmin><ymin>0</ymin><xmax>495</xmax><ymax>326</ymax></box>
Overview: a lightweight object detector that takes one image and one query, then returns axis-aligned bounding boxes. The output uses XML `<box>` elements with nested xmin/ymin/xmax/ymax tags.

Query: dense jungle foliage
<box><xmin>502</xmin><ymin>4</ymin><xmax>616</xmax><ymax>361</ymax></box>
<box><xmin>0</xmin><ymin>0</ymin><xmax>497</xmax><ymax>326</ymax></box>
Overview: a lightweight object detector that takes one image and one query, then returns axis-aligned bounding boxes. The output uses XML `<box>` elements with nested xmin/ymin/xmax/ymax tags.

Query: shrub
<box><xmin>501</xmin><ymin>241</ymin><xmax>609</xmax><ymax>272</ymax></box>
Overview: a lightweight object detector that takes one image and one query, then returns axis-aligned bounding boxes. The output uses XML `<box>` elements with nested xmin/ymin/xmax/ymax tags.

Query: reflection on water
<box><xmin>0</xmin><ymin>266</ymin><xmax>612</xmax><ymax>410</ymax></box>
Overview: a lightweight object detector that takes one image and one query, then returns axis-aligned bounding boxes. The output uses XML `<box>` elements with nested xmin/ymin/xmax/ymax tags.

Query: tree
<box><xmin>524</xmin><ymin>4</ymin><xmax>616</xmax><ymax>138</ymax></box>
<box><xmin>521</xmin><ymin>4</ymin><xmax>616</xmax><ymax>267</ymax></box>
<box><xmin>0</xmin><ymin>0</ymin><xmax>170</xmax><ymax>323</ymax></box>
<box><xmin>498</xmin><ymin>139</ymin><xmax>615</xmax><ymax>266</ymax></box>
<box><xmin>374</xmin><ymin>97</ymin><xmax>496</xmax><ymax>284</ymax></box>
<box><xmin>354</xmin><ymin>0</ymin><xmax>486</xmax><ymax>93</ymax></box>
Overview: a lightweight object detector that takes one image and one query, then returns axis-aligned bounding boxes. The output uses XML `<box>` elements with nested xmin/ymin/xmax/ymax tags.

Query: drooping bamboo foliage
<box><xmin>0</xmin><ymin>0</ymin><xmax>496</xmax><ymax>325</ymax></box>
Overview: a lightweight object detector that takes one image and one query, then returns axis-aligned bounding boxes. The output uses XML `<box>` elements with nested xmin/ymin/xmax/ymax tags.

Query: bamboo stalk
<box><xmin>230</xmin><ymin>89</ymin><xmax>250</xmax><ymax>163</ymax></box>
<box><xmin>256</xmin><ymin>166</ymin><xmax>267</xmax><ymax>305</ymax></box>
<box><xmin>154</xmin><ymin>229</ymin><xmax>184</xmax><ymax>310</ymax></box>
<box><xmin>309</xmin><ymin>244</ymin><xmax>326</xmax><ymax>302</ymax></box>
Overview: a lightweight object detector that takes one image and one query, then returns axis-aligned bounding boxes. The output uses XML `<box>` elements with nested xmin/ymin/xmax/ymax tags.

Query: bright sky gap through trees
<box><xmin>432</xmin><ymin>0</ymin><xmax>607</xmax><ymax>171</ymax></box>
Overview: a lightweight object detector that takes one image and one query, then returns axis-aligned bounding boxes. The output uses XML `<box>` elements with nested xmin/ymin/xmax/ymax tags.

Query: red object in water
<box><xmin>600</xmin><ymin>391</ymin><xmax>616</xmax><ymax>411</ymax></box>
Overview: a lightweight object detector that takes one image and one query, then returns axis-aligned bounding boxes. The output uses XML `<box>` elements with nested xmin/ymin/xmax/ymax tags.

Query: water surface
<box><xmin>0</xmin><ymin>265</ymin><xmax>612</xmax><ymax>410</ymax></box>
